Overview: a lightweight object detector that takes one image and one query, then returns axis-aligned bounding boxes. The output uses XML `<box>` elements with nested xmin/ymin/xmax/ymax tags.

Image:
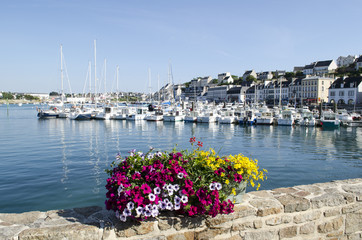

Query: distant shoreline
<box><xmin>0</xmin><ymin>100</ymin><xmax>41</xmax><ymax>104</ymax></box>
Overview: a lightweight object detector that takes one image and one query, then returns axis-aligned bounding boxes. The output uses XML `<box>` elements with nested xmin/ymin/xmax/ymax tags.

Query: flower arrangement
<box><xmin>105</xmin><ymin>138</ymin><xmax>267</xmax><ymax>222</ymax></box>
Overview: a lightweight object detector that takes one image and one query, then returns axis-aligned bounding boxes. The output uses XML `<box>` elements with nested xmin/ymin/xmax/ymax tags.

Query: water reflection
<box><xmin>2</xmin><ymin>108</ymin><xmax>361</xmax><ymax>213</ymax></box>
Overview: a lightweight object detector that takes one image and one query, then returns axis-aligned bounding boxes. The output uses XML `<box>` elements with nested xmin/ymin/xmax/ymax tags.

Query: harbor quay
<box><xmin>1</xmin><ymin>178</ymin><xmax>361</xmax><ymax>240</ymax></box>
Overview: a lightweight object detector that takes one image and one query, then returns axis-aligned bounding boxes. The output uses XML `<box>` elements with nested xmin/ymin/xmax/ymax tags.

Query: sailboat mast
<box><xmin>104</xmin><ymin>58</ymin><xmax>107</xmax><ymax>97</ymax></box>
<box><xmin>158</xmin><ymin>74</ymin><xmax>160</xmax><ymax>102</ymax></box>
<box><xmin>116</xmin><ymin>65</ymin><xmax>119</xmax><ymax>105</ymax></box>
<box><xmin>60</xmin><ymin>44</ymin><xmax>64</xmax><ymax>104</ymax></box>
<box><xmin>148</xmin><ymin>68</ymin><xmax>152</xmax><ymax>102</ymax></box>
<box><xmin>94</xmin><ymin>40</ymin><xmax>97</xmax><ymax>105</ymax></box>
<box><xmin>279</xmin><ymin>77</ymin><xmax>282</xmax><ymax>107</ymax></box>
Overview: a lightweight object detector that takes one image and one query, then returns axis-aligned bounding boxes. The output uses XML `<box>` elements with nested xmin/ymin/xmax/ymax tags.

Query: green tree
<box><xmin>2</xmin><ymin>92</ymin><xmax>14</xmax><ymax>99</ymax></box>
<box><xmin>246</xmin><ymin>75</ymin><xmax>257</xmax><ymax>82</ymax></box>
<box><xmin>49</xmin><ymin>91</ymin><xmax>59</xmax><ymax>96</ymax></box>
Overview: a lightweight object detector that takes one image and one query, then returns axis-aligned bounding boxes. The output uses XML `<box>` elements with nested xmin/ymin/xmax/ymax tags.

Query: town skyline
<box><xmin>1</xmin><ymin>0</ymin><xmax>362</xmax><ymax>94</ymax></box>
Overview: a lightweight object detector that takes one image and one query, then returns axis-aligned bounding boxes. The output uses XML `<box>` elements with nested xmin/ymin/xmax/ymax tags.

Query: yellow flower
<box><xmin>225</xmin><ymin>179</ymin><xmax>230</xmax><ymax>185</ymax></box>
<box><xmin>231</xmin><ymin>188</ymin><xmax>236</xmax><ymax>195</ymax></box>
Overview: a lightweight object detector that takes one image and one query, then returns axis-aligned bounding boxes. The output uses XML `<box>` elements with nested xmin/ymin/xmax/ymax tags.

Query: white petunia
<box><xmin>149</xmin><ymin>193</ymin><xmax>156</xmax><ymax>202</ymax></box>
<box><xmin>151</xmin><ymin>209</ymin><xmax>159</xmax><ymax>217</ymax></box>
<box><xmin>154</xmin><ymin>187</ymin><xmax>161</xmax><ymax>195</ymax></box>
<box><xmin>159</xmin><ymin>201</ymin><xmax>167</xmax><ymax>210</ymax></box>
<box><xmin>123</xmin><ymin>208</ymin><xmax>132</xmax><ymax>217</ymax></box>
<box><xmin>117</xmin><ymin>185</ymin><xmax>123</xmax><ymax>196</ymax></box>
<box><xmin>120</xmin><ymin>214</ymin><xmax>127</xmax><ymax>222</ymax></box>
<box><xmin>209</xmin><ymin>182</ymin><xmax>216</xmax><ymax>191</ymax></box>
<box><xmin>127</xmin><ymin>201</ymin><xmax>135</xmax><ymax>210</ymax></box>
<box><xmin>136</xmin><ymin>206</ymin><xmax>144</xmax><ymax>216</ymax></box>
<box><xmin>173</xmin><ymin>184</ymin><xmax>180</xmax><ymax>192</ymax></box>
<box><xmin>181</xmin><ymin>195</ymin><xmax>188</xmax><ymax>204</ymax></box>
<box><xmin>166</xmin><ymin>202</ymin><xmax>174</xmax><ymax>210</ymax></box>
<box><xmin>215</xmin><ymin>182</ymin><xmax>222</xmax><ymax>191</ymax></box>
<box><xmin>174</xmin><ymin>203</ymin><xmax>181</xmax><ymax>211</ymax></box>
<box><xmin>144</xmin><ymin>209</ymin><xmax>152</xmax><ymax>217</ymax></box>
<box><xmin>177</xmin><ymin>172</ymin><xmax>184</xmax><ymax>179</ymax></box>
<box><xmin>174</xmin><ymin>195</ymin><xmax>181</xmax><ymax>205</ymax></box>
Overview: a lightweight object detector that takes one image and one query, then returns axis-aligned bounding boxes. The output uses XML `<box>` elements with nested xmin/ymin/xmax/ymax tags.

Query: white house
<box><xmin>257</xmin><ymin>71</ymin><xmax>273</xmax><ymax>80</ymax></box>
<box><xmin>200</xmin><ymin>76</ymin><xmax>212</xmax><ymax>87</ymax></box>
<box><xmin>242</xmin><ymin>70</ymin><xmax>257</xmax><ymax>81</ymax></box>
<box><xmin>313</xmin><ymin>60</ymin><xmax>337</xmax><ymax>76</ymax></box>
<box><xmin>217</xmin><ymin>72</ymin><xmax>231</xmax><ymax>83</ymax></box>
<box><xmin>329</xmin><ymin>76</ymin><xmax>362</xmax><ymax>105</ymax></box>
<box><xmin>303</xmin><ymin>63</ymin><xmax>315</xmax><ymax>76</ymax></box>
<box><xmin>336</xmin><ymin>55</ymin><xmax>357</xmax><ymax>67</ymax></box>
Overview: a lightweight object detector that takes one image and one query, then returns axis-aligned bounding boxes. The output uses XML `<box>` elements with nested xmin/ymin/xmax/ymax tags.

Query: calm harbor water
<box><xmin>0</xmin><ymin>104</ymin><xmax>361</xmax><ymax>213</ymax></box>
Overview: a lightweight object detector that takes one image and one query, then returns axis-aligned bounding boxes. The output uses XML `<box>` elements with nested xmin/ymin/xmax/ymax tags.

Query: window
<box><xmin>330</xmin><ymin>91</ymin><xmax>335</xmax><ymax>96</ymax></box>
<box><xmin>339</xmin><ymin>91</ymin><xmax>344</xmax><ymax>96</ymax></box>
<box><xmin>348</xmin><ymin>90</ymin><xmax>354</xmax><ymax>96</ymax></box>
<box><xmin>322</xmin><ymin>81</ymin><xmax>324</xmax><ymax>85</ymax></box>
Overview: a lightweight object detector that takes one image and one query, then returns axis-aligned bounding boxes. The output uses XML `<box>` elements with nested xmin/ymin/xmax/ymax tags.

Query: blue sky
<box><xmin>1</xmin><ymin>0</ymin><xmax>361</xmax><ymax>94</ymax></box>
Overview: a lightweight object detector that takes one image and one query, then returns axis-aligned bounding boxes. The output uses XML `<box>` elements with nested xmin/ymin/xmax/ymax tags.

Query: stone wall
<box><xmin>1</xmin><ymin>178</ymin><xmax>361</xmax><ymax>240</ymax></box>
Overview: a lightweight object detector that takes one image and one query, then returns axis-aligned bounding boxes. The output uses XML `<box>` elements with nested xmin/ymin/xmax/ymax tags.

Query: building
<box><xmin>336</xmin><ymin>55</ymin><xmax>357</xmax><ymax>67</ymax></box>
<box><xmin>221</xmin><ymin>76</ymin><xmax>234</xmax><ymax>84</ymax></box>
<box><xmin>257</xmin><ymin>71</ymin><xmax>273</xmax><ymax>80</ymax></box>
<box><xmin>303</xmin><ymin>63</ymin><xmax>315</xmax><ymax>76</ymax></box>
<box><xmin>200</xmin><ymin>76</ymin><xmax>212</xmax><ymax>86</ymax></box>
<box><xmin>206</xmin><ymin>85</ymin><xmax>230</xmax><ymax>102</ymax></box>
<box><xmin>301</xmin><ymin>76</ymin><xmax>335</xmax><ymax>104</ymax></box>
<box><xmin>242</xmin><ymin>70</ymin><xmax>257</xmax><ymax>81</ymax></box>
<box><xmin>356</xmin><ymin>56</ymin><xmax>362</xmax><ymax>71</ymax></box>
<box><xmin>226</xmin><ymin>86</ymin><xmax>249</xmax><ymax>103</ymax></box>
<box><xmin>217</xmin><ymin>72</ymin><xmax>231</xmax><ymax>83</ymax></box>
<box><xmin>329</xmin><ymin>76</ymin><xmax>362</xmax><ymax>104</ymax></box>
<box><xmin>313</xmin><ymin>60</ymin><xmax>337</xmax><ymax>76</ymax></box>
<box><xmin>288</xmin><ymin>78</ymin><xmax>303</xmax><ymax>104</ymax></box>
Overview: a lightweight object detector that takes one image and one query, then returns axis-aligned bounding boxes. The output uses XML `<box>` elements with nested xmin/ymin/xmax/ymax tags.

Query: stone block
<box><xmin>317</xmin><ymin>216</ymin><xmax>343</xmax><ymax>233</ymax></box>
<box><xmin>0</xmin><ymin>225</ymin><xmax>27</xmax><ymax>240</ymax></box>
<box><xmin>342</xmin><ymin>184</ymin><xmax>362</xmax><ymax>196</ymax></box>
<box><xmin>231</xmin><ymin>221</ymin><xmax>254</xmax><ymax>231</ymax></box>
<box><xmin>253</xmin><ymin>219</ymin><xmax>262</xmax><ymax>229</ymax></box>
<box><xmin>233</xmin><ymin>205</ymin><xmax>257</xmax><ymax>218</ymax></box>
<box><xmin>324</xmin><ymin>208</ymin><xmax>340</xmax><ymax>217</ymax></box>
<box><xmin>243</xmin><ymin>230</ymin><xmax>278</xmax><ymax>240</ymax></box>
<box><xmin>265</xmin><ymin>216</ymin><xmax>282</xmax><ymax>226</ymax></box>
<box><xmin>311</xmin><ymin>193</ymin><xmax>346</xmax><ymax>208</ymax></box>
<box><xmin>272</xmin><ymin>187</ymin><xmax>298</xmax><ymax>195</ymax></box>
<box><xmin>345</xmin><ymin>210</ymin><xmax>362</xmax><ymax>234</ymax></box>
<box><xmin>326</xmin><ymin>230</ymin><xmax>344</xmax><ymax>237</ymax></box>
<box><xmin>249</xmin><ymin>198</ymin><xmax>283</xmax><ymax>217</ymax></box>
<box><xmin>282</xmin><ymin>215</ymin><xmax>293</xmax><ymax>224</ymax></box>
<box><xmin>195</xmin><ymin>228</ymin><xmax>229</xmax><ymax>240</ymax></box>
<box><xmin>167</xmin><ymin>231</ymin><xmax>194</xmax><ymax>240</ymax></box>
<box><xmin>294</xmin><ymin>185</ymin><xmax>322</xmax><ymax>195</ymax></box>
<box><xmin>293</xmin><ymin>211</ymin><xmax>321</xmax><ymax>224</ymax></box>
<box><xmin>342</xmin><ymin>203</ymin><xmax>362</xmax><ymax>214</ymax></box>
<box><xmin>347</xmin><ymin>233</ymin><xmax>362</xmax><ymax>240</ymax></box>
<box><xmin>279</xmin><ymin>226</ymin><xmax>297</xmax><ymax>239</ymax></box>
<box><xmin>0</xmin><ymin>211</ymin><xmax>42</xmax><ymax>225</ymax></box>
<box><xmin>249</xmin><ymin>190</ymin><xmax>273</xmax><ymax>198</ymax></box>
<box><xmin>276</xmin><ymin>194</ymin><xmax>310</xmax><ymax>213</ymax></box>
<box><xmin>18</xmin><ymin>224</ymin><xmax>101</xmax><ymax>240</ymax></box>
<box><xmin>299</xmin><ymin>222</ymin><xmax>315</xmax><ymax>235</ymax></box>
<box><xmin>205</xmin><ymin>212</ymin><xmax>236</xmax><ymax>228</ymax></box>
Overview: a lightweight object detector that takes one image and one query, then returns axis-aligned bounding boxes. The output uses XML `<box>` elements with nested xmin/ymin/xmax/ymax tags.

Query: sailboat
<box><xmin>37</xmin><ymin>44</ymin><xmax>65</xmax><ymax>119</ymax></box>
